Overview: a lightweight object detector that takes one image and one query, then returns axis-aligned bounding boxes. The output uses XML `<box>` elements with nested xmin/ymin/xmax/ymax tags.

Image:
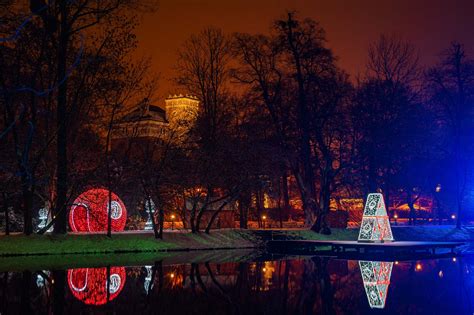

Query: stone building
<box><xmin>112</xmin><ymin>94</ymin><xmax>200</xmax><ymax>141</ymax></box>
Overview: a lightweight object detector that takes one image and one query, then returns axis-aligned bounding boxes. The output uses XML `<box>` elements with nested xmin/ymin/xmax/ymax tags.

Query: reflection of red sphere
<box><xmin>69</xmin><ymin>188</ymin><xmax>127</xmax><ymax>232</ymax></box>
<box><xmin>68</xmin><ymin>267</ymin><xmax>126</xmax><ymax>305</ymax></box>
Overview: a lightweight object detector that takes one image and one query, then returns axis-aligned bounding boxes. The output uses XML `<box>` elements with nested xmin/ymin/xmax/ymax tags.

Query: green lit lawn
<box><xmin>0</xmin><ymin>230</ymin><xmax>258</xmax><ymax>256</ymax></box>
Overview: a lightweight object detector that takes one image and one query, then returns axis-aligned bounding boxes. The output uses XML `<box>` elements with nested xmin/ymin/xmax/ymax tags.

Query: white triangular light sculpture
<box><xmin>358</xmin><ymin>193</ymin><xmax>394</xmax><ymax>242</ymax></box>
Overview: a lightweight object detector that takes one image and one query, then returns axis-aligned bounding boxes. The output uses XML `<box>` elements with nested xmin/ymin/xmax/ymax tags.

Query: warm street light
<box><xmin>415</xmin><ymin>263</ymin><xmax>422</xmax><ymax>271</ymax></box>
<box><xmin>262</xmin><ymin>215</ymin><xmax>267</xmax><ymax>229</ymax></box>
<box><xmin>171</xmin><ymin>214</ymin><xmax>176</xmax><ymax>230</ymax></box>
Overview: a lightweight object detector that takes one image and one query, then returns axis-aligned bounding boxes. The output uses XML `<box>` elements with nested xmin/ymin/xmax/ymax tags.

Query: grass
<box><xmin>0</xmin><ymin>230</ymin><xmax>259</xmax><ymax>257</ymax></box>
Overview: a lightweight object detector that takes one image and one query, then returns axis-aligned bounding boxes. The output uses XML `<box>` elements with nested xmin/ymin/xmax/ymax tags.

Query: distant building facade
<box><xmin>112</xmin><ymin>94</ymin><xmax>200</xmax><ymax>141</ymax></box>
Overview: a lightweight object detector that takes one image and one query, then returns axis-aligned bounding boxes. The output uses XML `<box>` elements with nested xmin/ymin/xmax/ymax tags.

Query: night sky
<box><xmin>135</xmin><ymin>0</ymin><xmax>474</xmax><ymax>97</ymax></box>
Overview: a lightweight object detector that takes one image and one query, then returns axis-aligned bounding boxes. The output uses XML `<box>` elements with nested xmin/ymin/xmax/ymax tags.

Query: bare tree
<box><xmin>354</xmin><ymin>34</ymin><xmax>422</xmax><ymax>214</ymax></box>
<box><xmin>233</xmin><ymin>13</ymin><xmax>345</xmax><ymax>234</ymax></box>
<box><xmin>367</xmin><ymin>34</ymin><xmax>420</xmax><ymax>88</ymax></box>
<box><xmin>427</xmin><ymin>42</ymin><xmax>474</xmax><ymax>228</ymax></box>
<box><xmin>174</xmin><ymin>27</ymin><xmax>238</xmax><ymax>233</ymax></box>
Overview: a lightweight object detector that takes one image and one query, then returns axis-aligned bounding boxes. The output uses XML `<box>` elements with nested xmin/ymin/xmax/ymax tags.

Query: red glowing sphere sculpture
<box><xmin>68</xmin><ymin>267</ymin><xmax>126</xmax><ymax>305</ymax></box>
<box><xmin>69</xmin><ymin>188</ymin><xmax>127</xmax><ymax>232</ymax></box>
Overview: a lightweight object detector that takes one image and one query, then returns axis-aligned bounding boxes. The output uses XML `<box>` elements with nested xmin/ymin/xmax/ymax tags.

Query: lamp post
<box><xmin>170</xmin><ymin>214</ymin><xmax>175</xmax><ymax>230</ymax></box>
<box><xmin>262</xmin><ymin>215</ymin><xmax>267</xmax><ymax>229</ymax></box>
<box><xmin>435</xmin><ymin>184</ymin><xmax>441</xmax><ymax>224</ymax></box>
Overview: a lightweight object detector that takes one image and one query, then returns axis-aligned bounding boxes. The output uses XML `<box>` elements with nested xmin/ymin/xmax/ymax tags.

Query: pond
<box><xmin>0</xmin><ymin>252</ymin><xmax>472</xmax><ymax>314</ymax></box>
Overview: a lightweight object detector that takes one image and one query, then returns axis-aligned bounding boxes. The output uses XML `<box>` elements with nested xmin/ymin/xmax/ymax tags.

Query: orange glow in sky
<box><xmin>134</xmin><ymin>0</ymin><xmax>474</xmax><ymax>97</ymax></box>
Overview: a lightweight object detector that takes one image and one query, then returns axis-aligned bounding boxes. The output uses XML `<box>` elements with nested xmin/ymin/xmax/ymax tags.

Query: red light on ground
<box><xmin>69</xmin><ymin>188</ymin><xmax>127</xmax><ymax>232</ymax></box>
<box><xmin>68</xmin><ymin>267</ymin><xmax>126</xmax><ymax>305</ymax></box>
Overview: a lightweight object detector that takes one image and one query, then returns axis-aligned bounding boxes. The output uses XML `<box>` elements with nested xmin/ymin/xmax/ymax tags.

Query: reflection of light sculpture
<box><xmin>359</xmin><ymin>261</ymin><xmax>393</xmax><ymax>309</ymax></box>
<box><xmin>144</xmin><ymin>198</ymin><xmax>155</xmax><ymax>231</ymax></box>
<box><xmin>358</xmin><ymin>193</ymin><xmax>394</xmax><ymax>242</ymax></box>
<box><xmin>68</xmin><ymin>267</ymin><xmax>126</xmax><ymax>305</ymax></box>
<box><xmin>36</xmin><ymin>270</ymin><xmax>50</xmax><ymax>288</ymax></box>
<box><xmin>144</xmin><ymin>265</ymin><xmax>153</xmax><ymax>293</ymax></box>
<box><xmin>69</xmin><ymin>188</ymin><xmax>127</xmax><ymax>232</ymax></box>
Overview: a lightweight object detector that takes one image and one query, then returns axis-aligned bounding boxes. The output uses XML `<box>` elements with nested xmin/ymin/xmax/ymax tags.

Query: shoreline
<box><xmin>0</xmin><ymin>226</ymin><xmax>472</xmax><ymax>257</ymax></box>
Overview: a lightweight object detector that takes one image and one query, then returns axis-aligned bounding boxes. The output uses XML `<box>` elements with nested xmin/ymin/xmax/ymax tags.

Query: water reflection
<box><xmin>0</xmin><ymin>255</ymin><xmax>472</xmax><ymax>314</ymax></box>
<box><xmin>67</xmin><ymin>267</ymin><xmax>126</xmax><ymax>305</ymax></box>
<box><xmin>359</xmin><ymin>261</ymin><xmax>393</xmax><ymax>309</ymax></box>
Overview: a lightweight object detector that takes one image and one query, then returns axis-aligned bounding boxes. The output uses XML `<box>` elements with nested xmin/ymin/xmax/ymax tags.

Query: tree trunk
<box><xmin>2</xmin><ymin>193</ymin><xmax>9</xmax><ymax>235</ymax></box>
<box><xmin>311</xmin><ymin>181</ymin><xmax>331</xmax><ymax>235</ymax></box>
<box><xmin>54</xmin><ymin>2</ymin><xmax>69</xmax><ymax>234</ymax></box>
<box><xmin>282</xmin><ymin>172</ymin><xmax>290</xmax><ymax>221</ymax></box>
<box><xmin>408</xmin><ymin>197</ymin><xmax>416</xmax><ymax>225</ymax></box>
<box><xmin>158</xmin><ymin>205</ymin><xmax>164</xmax><ymax>239</ymax></box>
<box><xmin>255</xmin><ymin>189</ymin><xmax>264</xmax><ymax>228</ymax></box>
<box><xmin>205</xmin><ymin>201</ymin><xmax>228</xmax><ymax>234</ymax></box>
<box><xmin>107</xmin><ymin>188</ymin><xmax>112</xmax><ymax>237</ymax></box>
<box><xmin>190</xmin><ymin>201</ymin><xmax>196</xmax><ymax>233</ymax></box>
<box><xmin>238</xmin><ymin>196</ymin><xmax>248</xmax><ymax>229</ymax></box>
<box><xmin>145</xmin><ymin>197</ymin><xmax>163</xmax><ymax>238</ymax></box>
<box><xmin>22</xmin><ymin>185</ymin><xmax>33</xmax><ymax>235</ymax></box>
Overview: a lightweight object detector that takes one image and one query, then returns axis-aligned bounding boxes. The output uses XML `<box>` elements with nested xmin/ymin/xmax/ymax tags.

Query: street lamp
<box><xmin>393</xmin><ymin>213</ymin><xmax>398</xmax><ymax>226</ymax></box>
<box><xmin>262</xmin><ymin>215</ymin><xmax>267</xmax><ymax>229</ymax></box>
<box><xmin>415</xmin><ymin>263</ymin><xmax>422</xmax><ymax>271</ymax></box>
<box><xmin>435</xmin><ymin>184</ymin><xmax>441</xmax><ymax>224</ymax></box>
<box><xmin>170</xmin><ymin>214</ymin><xmax>176</xmax><ymax>230</ymax></box>
<box><xmin>451</xmin><ymin>214</ymin><xmax>456</xmax><ymax>220</ymax></box>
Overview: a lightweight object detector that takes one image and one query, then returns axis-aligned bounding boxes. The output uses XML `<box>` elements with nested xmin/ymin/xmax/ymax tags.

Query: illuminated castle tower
<box><xmin>165</xmin><ymin>94</ymin><xmax>199</xmax><ymax>131</ymax></box>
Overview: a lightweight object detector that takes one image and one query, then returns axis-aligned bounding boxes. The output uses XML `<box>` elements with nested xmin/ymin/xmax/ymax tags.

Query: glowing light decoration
<box><xmin>359</xmin><ymin>260</ymin><xmax>393</xmax><ymax>309</ymax></box>
<box><xmin>37</xmin><ymin>203</ymin><xmax>53</xmax><ymax>232</ymax></box>
<box><xmin>68</xmin><ymin>267</ymin><xmax>126</xmax><ymax>306</ymax></box>
<box><xmin>69</xmin><ymin>188</ymin><xmax>127</xmax><ymax>232</ymax></box>
<box><xmin>358</xmin><ymin>193</ymin><xmax>394</xmax><ymax>242</ymax></box>
<box><xmin>144</xmin><ymin>198</ymin><xmax>155</xmax><ymax>231</ymax></box>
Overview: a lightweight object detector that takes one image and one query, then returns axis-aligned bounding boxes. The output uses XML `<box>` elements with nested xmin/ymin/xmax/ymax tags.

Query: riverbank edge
<box><xmin>0</xmin><ymin>226</ymin><xmax>472</xmax><ymax>257</ymax></box>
